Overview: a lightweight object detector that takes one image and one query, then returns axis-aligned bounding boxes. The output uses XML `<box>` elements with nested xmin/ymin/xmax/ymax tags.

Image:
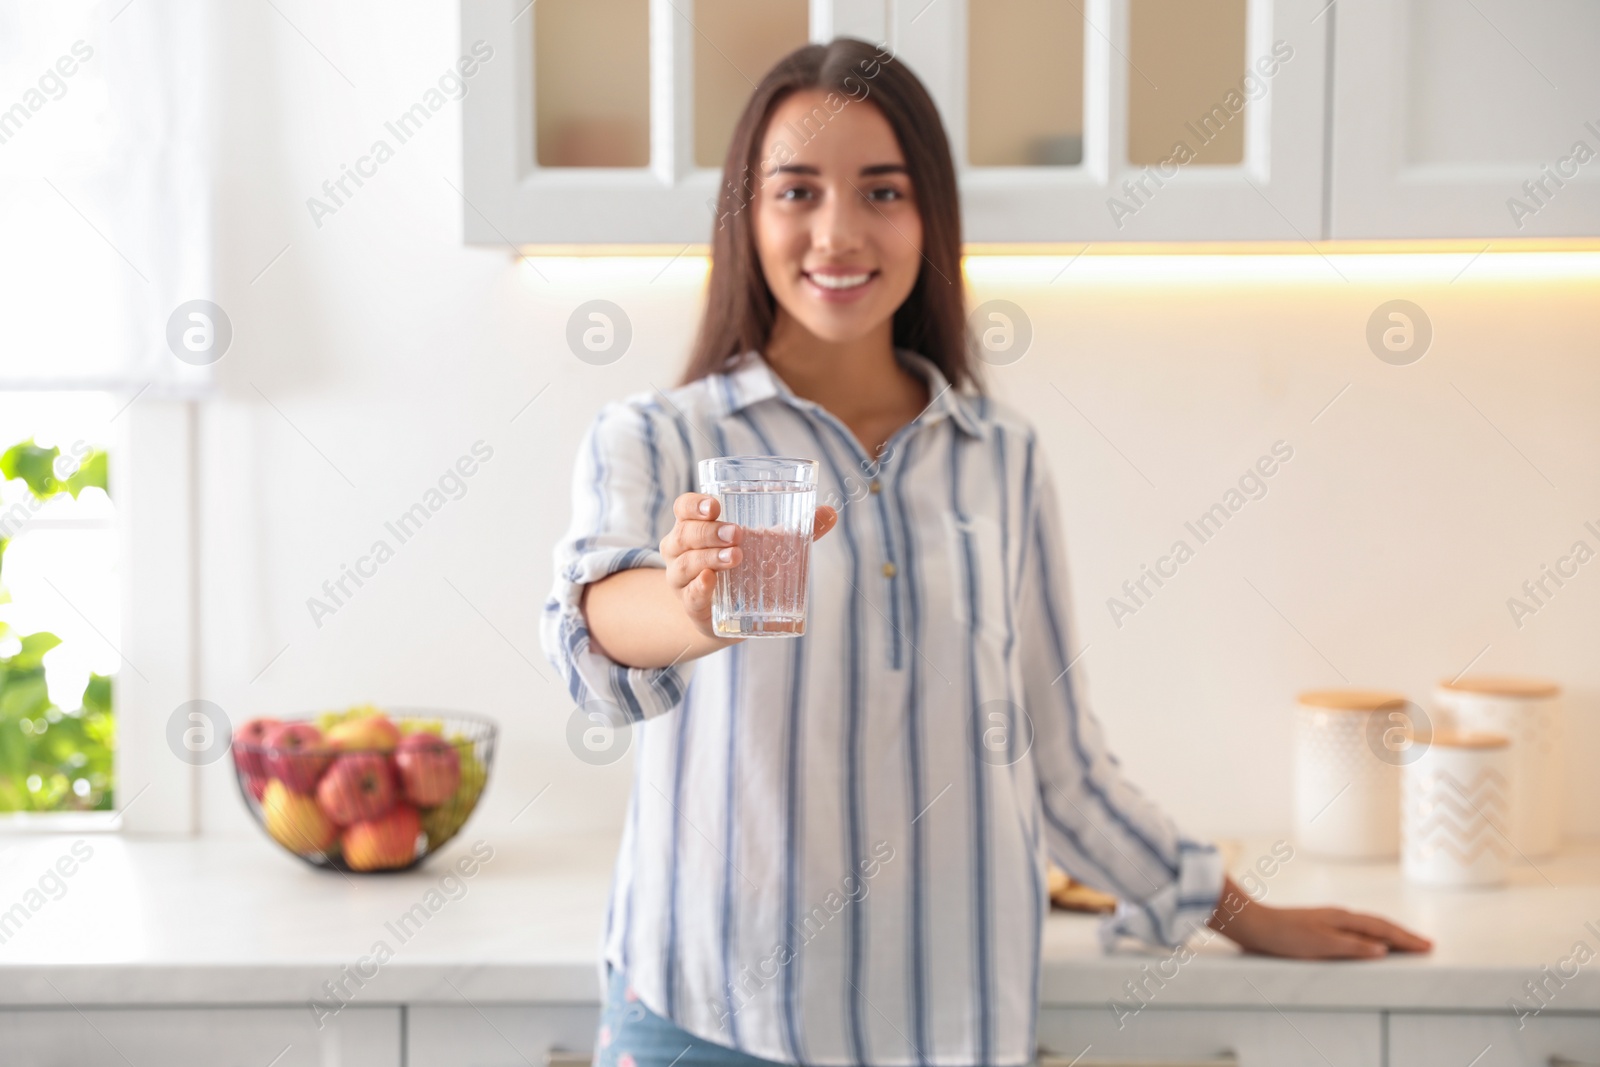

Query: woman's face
<box><xmin>751</xmin><ymin>89</ymin><xmax>923</xmax><ymax>346</ymax></box>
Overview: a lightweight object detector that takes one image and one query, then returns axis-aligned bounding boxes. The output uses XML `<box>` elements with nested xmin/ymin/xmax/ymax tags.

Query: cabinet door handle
<box><xmin>546</xmin><ymin>1049</ymin><xmax>593</xmax><ymax>1067</ymax></box>
<box><xmin>1040</xmin><ymin>1055</ymin><xmax>1237</xmax><ymax>1067</ymax></box>
<box><xmin>1551</xmin><ymin>1059</ymin><xmax>1600</xmax><ymax>1067</ymax></box>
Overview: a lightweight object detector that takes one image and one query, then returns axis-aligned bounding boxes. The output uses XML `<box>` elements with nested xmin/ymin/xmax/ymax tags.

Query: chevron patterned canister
<box><xmin>1402</xmin><ymin>731</ymin><xmax>1513</xmax><ymax>888</ymax></box>
<box><xmin>1434</xmin><ymin>676</ymin><xmax>1562</xmax><ymax>859</ymax></box>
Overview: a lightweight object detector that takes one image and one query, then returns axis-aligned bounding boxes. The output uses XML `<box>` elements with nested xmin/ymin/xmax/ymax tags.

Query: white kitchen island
<box><xmin>1</xmin><ymin>830</ymin><xmax>1596</xmax><ymax>1067</ymax></box>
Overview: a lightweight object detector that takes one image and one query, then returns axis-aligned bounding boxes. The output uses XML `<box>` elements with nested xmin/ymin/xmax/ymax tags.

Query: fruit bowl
<box><xmin>231</xmin><ymin>706</ymin><xmax>496</xmax><ymax>873</ymax></box>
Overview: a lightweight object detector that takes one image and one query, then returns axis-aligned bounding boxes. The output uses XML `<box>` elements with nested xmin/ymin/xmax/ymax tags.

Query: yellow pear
<box><xmin>262</xmin><ymin>778</ymin><xmax>336</xmax><ymax>855</ymax></box>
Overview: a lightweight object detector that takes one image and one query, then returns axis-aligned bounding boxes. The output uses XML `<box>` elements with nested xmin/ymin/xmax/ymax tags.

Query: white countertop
<box><xmin>2</xmin><ymin>829</ymin><xmax>1597</xmax><ymax>1012</ymax></box>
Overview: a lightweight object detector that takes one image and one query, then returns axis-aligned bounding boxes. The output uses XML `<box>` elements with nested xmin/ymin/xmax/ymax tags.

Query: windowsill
<box><xmin>0</xmin><ymin>811</ymin><xmax>122</xmax><ymax>834</ymax></box>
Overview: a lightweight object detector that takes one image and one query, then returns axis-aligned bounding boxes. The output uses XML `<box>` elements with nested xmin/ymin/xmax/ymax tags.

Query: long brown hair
<box><xmin>678</xmin><ymin>37</ymin><xmax>977</xmax><ymax>394</ymax></box>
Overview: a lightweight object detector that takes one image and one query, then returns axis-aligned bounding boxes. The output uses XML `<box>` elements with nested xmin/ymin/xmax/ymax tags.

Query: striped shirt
<box><xmin>540</xmin><ymin>349</ymin><xmax>1224</xmax><ymax>1067</ymax></box>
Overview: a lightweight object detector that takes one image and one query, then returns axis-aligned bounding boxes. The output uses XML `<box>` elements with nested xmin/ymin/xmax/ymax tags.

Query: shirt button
<box><xmin>869</xmin><ymin>480</ymin><xmax>881</xmax><ymax>494</ymax></box>
<box><xmin>882</xmin><ymin>562</ymin><xmax>897</xmax><ymax>578</ymax></box>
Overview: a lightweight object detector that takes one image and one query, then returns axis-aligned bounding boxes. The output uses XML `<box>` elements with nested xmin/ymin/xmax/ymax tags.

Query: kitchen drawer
<box><xmin>409</xmin><ymin>1003</ymin><xmax>601</xmax><ymax>1067</ymax></box>
<box><xmin>1389</xmin><ymin>1012</ymin><xmax>1600</xmax><ymax>1067</ymax></box>
<box><xmin>0</xmin><ymin>1005</ymin><xmax>400</xmax><ymax>1067</ymax></box>
<box><xmin>1036</xmin><ymin>1006</ymin><xmax>1381</xmax><ymax>1067</ymax></box>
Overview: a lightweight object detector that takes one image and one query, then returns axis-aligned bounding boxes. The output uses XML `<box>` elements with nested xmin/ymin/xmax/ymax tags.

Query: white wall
<box><xmin>195</xmin><ymin>2</ymin><xmax>1600</xmax><ymax>849</ymax></box>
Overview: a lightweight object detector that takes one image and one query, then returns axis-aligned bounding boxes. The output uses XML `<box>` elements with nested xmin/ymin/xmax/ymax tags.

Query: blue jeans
<box><xmin>594</xmin><ymin>965</ymin><xmax>790</xmax><ymax>1067</ymax></box>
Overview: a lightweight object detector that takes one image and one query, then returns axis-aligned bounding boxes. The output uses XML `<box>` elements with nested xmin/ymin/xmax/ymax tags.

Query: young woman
<box><xmin>541</xmin><ymin>37</ymin><xmax>1429</xmax><ymax>1067</ymax></box>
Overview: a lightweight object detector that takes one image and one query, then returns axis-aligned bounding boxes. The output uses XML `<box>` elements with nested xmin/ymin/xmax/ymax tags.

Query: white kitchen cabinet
<box><xmin>408</xmin><ymin>1002</ymin><xmax>601</xmax><ymax>1067</ymax></box>
<box><xmin>464</xmin><ymin>0</ymin><xmax>1600</xmax><ymax>245</ymax></box>
<box><xmin>0</xmin><ymin>1006</ymin><xmax>400</xmax><ymax>1067</ymax></box>
<box><xmin>898</xmin><ymin>0</ymin><xmax>1329</xmax><ymax>243</ymax></box>
<box><xmin>1329</xmin><ymin>0</ymin><xmax>1600</xmax><ymax>239</ymax></box>
<box><xmin>1035</xmin><ymin>1006</ymin><xmax>1382</xmax><ymax>1067</ymax></box>
<box><xmin>415</xmin><ymin>1002</ymin><xmax>1385</xmax><ymax>1067</ymax></box>
<box><xmin>461</xmin><ymin>0</ymin><xmax>1327</xmax><ymax>246</ymax></box>
<box><xmin>1389</xmin><ymin>1011</ymin><xmax>1600</xmax><ymax>1067</ymax></box>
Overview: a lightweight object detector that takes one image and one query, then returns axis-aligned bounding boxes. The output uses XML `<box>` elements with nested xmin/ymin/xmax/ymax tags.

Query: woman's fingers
<box><xmin>664</xmin><ymin>520</ymin><xmax>740</xmax><ymax>558</ymax></box>
<box><xmin>1226</xmin><ymin>901</ymin><xmax>1425</xmax><ymax>961</ymax></box>
<box><xmin>1328</xmin><ymin>910</ymin><xmax>1433</xmax><ymax>952</ymax></box>
<box><xmin>673</xmin><ymin>492</ymin><xmax>720</xmax><ymax>522</ymax></box>
<box><xmin>1284</xmin><ymin>908</ymin><xmax>1434</xmax><ymax>959</ymax></box>
<box><xmin>1311</xmin><ymin>928</ymin><xmax>1388</xmax><ymax>959</ymax></box>
<box><xmin>667</xmin><ymin>492</ymin><xmax>737</xmax><ymax>638</ymax></box>
<box><xmin>812</xmin><ymin>505</ymin><xmax>838</xmax><ymax>541</ymax></box>
<box><xmin>681</xmin><ymin>567</ymin><xmax>716</xmax><ymax>617</ymax></box>
<box><xmin>670</xmin><ymin>546</ymin><xmax>741</xmax><ymax>587</ymax></box>
<box><xmin>663</xmin><ymin>494</ymin><xmax>742</xmax><ymax>563</ymax></box>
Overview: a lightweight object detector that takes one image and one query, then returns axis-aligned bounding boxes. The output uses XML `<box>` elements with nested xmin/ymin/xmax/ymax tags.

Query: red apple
<box><xmin>316</xmin><ymin>752</ymin><xmax>397</xmax><ymax>826</ymax></box>
<box><xmin>262</xmin><ymin>721</ymin><xmax>333</xmax><ymax>794</ymax></box>
<box><xmin>342</xmin><ymin>804</ymin><xmax>420</xmax><ymax>871</ymax></box>
<box><xmin>326</xmin><ymin>714</ymin><xmax>401</xmax><ymax>753</ymax></box>
<box><xmin>394</xmin><ymin>732</ymin><xmax>461</xmax><ymax>808</ymax></box>
<box><xmin>244</xmin><ymin>774</ymin><xmax>270</xmax><ymax>801</ymax></box>
<box><xmin>231</xmin><ymin>717</ymin><xmax>280</xmax><ymax>778</ymax></box>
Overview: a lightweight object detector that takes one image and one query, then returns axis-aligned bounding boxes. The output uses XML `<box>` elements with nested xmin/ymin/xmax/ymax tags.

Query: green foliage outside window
<box><xmin>0</xmin><ymin>438</ymin><xmax>114</xmax><ymax>812</ymax></box>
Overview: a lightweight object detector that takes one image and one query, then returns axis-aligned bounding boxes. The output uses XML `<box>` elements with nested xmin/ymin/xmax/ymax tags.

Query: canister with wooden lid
<box><xmin>1434</xmin><ymin>675</ymin><xmax>1562</xmax><ymax>858</ymax></box>
<box><xmin>1402</xmin><ymin>730</ymin><xmax>1513</xmax><ymax>888</ymax></box>
<box><xmin>1294</xmin><ymin>689</ymin><xmax>1420</xmax><ymax>859</ymax></box>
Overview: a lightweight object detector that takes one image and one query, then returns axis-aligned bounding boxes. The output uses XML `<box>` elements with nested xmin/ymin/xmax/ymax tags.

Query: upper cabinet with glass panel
<box><xmin>462</xmin><ymin>0</ymin><xmax>1597</xmax><ymax>247</ymax></box>
<box><xmin>916</xmin><ymin>0</ymin><xmax>1326</xmax><ymax>242</ymax></box>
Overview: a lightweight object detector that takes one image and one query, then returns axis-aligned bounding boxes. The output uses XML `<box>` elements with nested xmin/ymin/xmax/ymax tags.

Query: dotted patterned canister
<box><xmin>1294</xmin><ymin>689</ymin><xmax>1416</xmax><ymax>859</ymax></box>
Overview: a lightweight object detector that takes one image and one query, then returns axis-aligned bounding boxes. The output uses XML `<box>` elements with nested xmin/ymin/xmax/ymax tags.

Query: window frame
<box><xmin>0</xmin><ymin>396</ymin><xmax>197</xmax><ymax>835</ymax></box>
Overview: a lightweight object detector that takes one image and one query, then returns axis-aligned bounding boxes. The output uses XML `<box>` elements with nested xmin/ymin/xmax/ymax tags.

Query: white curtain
<box><xmin>0</xmin><ymin>0</ymin><xmax>215</xmax><ymax>394</ymax></box>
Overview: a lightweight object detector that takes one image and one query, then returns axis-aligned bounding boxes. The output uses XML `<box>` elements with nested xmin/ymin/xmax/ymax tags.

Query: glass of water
<box><xmin>697</xmin><ymin>456</ymin><xmax>818</xmax><ymax>638</ymax></box>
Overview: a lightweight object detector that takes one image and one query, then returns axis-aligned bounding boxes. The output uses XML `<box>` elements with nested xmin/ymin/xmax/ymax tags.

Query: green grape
<box><xmin>420</xmin><ymin>742</ymin><xmax>487</xmax><ymax>847</ymax></box>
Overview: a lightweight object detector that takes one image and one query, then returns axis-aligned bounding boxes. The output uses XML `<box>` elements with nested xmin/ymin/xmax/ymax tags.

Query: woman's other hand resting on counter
<box><xmin>1207</xmin><ymin>874</ymin><xmax>1434</xmax><ymax>958</ymax></box>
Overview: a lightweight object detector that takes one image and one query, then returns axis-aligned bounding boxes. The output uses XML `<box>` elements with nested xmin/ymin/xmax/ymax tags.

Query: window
<box><xmin>0</xmin><ymin>2</ymin><xmax>213</xmax><ymax>833</ymax></box>
<box><xmin>0</xmin><ymin>393</ymin><xmax>117</xmax><ymax>814</ymax></box>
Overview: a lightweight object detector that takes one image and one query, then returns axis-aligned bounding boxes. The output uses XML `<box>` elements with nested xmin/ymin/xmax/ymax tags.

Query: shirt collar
<box><xmin>719</xmin><ymin>348</ymin><xmax>986</xmax><ymax>440</ymax></box>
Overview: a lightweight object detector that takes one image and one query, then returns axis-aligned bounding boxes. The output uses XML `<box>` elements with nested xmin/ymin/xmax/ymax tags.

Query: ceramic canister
<box><xmin>1433</xmin><ymin>675</ymin><xmax>1562</xmax><ymax>859</ymax></box>
<box><xmin>1402</xmin><ymin>730</ymin><xmax>1513</xmax><ymax>888</ymax></box>
<box><xmin>1294</xmin><ymin>689</ymin><xmax>1412</xmax><ymax>859</ymax></box>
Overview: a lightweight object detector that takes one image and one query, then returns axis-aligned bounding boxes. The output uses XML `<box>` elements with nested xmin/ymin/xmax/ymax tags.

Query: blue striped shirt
<box><xmin>540</xmin><ymin>349</ymin><xmax>1224</xmax><ymax>1067</ymax></box>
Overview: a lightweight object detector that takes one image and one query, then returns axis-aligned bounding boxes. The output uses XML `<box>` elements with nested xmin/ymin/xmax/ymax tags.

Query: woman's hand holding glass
<box><xmin>661</xmin><ymin>492</ymin><xmax>838</xmax><ymax>641</ymax></box>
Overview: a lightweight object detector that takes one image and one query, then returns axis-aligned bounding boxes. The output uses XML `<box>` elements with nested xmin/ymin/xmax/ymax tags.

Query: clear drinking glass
<box><xmin>697</xmin><ymin>456</ymin><xmax>818</xmax><ymax>638</ymax></box>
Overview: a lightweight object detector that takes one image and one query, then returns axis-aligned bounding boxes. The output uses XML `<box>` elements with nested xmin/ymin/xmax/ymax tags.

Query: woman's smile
<box><xmin>801</xmin><ymin>266</ymin><xmax>879</xmax><ymax>301</ymax></box>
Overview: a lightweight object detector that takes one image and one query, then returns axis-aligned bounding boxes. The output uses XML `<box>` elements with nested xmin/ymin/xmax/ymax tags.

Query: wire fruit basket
<box><xmin>231</xmin><ymin>707</ymin><xmax>497</xmax><ymax>873</ymax></box>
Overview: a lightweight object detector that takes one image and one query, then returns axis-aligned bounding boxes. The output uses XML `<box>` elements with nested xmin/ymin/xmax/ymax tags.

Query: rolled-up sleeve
<box><xmin>1016</xmin><ymin>443</ymin><xmax>1225</xmax><ymax>951</ymax></box>
<box><xmin>539</xmin><ymin>398</ymin><xmax>694</xmax><ymax>724</ymax></box>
